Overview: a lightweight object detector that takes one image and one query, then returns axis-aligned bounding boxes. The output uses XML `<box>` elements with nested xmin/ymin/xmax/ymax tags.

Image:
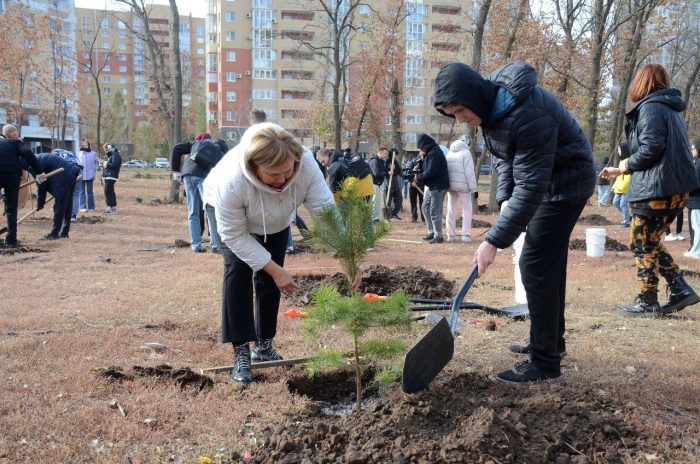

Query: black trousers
<box><xmin>51</xmin><ymin>179</ymin><xmax>77</xmax><ymax>237</ymax></box>
<box><xmin>0</xmin><ymin>172</ymin><xmax>20</xmax><ymax>244</ymax></box>
<box><xmin>389</xmin><ymin>188</ymin><xmax>403</xmax><ymax>216</ymax></box>
<box><xmin>221</xmin><ymin>227</ymin><xmax>288</xmax><ymax>345</ymax></box>
<box><xmin>519</xmin><ymin>202</ymin><xmax>585</xmax><ymax>372</ymax></box>
<box><xmin>409</xmin><ymin>184</ymin><xmax>424</xmax><ymax>221</ymax></box>
<box><xmin>104</xmin><ymin>179</ymin><xmax>117</xmax><ymax>207</ymax></box>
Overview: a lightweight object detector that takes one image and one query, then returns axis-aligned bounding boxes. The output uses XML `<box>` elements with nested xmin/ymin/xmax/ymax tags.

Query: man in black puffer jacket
<box><xmin>171</xmin><ymin>133</ymin><xmax>228</xmax><ymax>253</ymax></box>
<box><xmin>415</xmin><ymin>134</ymin><xmax>449</xmax><ymax>243</ymax></box>
<box><xmin>434</xmin><ymin>61</ymin><xmax>595</xmax><ymax>384</ymax></box>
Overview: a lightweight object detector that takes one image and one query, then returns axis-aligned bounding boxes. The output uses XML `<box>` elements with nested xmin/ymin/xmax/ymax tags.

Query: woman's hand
<box><xmin>473</xmin><ymin>241</ymin><xmax>498</xmax><ymax>277</ymax></box>
<box><xmin>599</xmin><ymin>167</ymin><xmax>622</xmax><ymax>181</ymax></box>
<box><xmin>263</xmin><ymin>261</ymin><xmax>300</xmax><ymax>294</ymax></box>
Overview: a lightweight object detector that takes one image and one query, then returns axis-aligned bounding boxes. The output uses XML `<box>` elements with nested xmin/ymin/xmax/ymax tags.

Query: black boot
<box><xmin>618</xmin><ymin>292</ymin><xmax>661</xmax><ymax>317</ymax></box>
<box><xmin>660</xmin><ymin>275</ymin><xmax>700</xmax><ymax>315</ymax></box>
<box><xmin>508</xmin><ymin>341</ymin><xmax>567</xmax><ymax>358</ymax></box>
<box><xmin>251</xmin><ymin>338</ymin><xmax>283</xmax><ymax>362</ymax></box>
<box><xmin>232</xmin><ymin>343</ymin><xmax>252</xmax><ymax>384</ymax></box>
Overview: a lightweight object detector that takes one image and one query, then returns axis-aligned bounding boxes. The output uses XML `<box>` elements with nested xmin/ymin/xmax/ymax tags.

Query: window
<box><xmin>104</xmin><ymin>65</ymin><xmax>111</xmax><ymax>72</ymax></box>
<box><xmin>226</xmin><ymin>111</ymin><xmax>237</xmax><ymax>121</ymax></box>
<box><xmin>117</xmin><ymin>43</ymin><xmax>126</xmax><ymax>50</ymax></box>
<box><xmin>253</xmin><ymin>0</ymin><xmax>271</xmax><ymax>8</ymax></box>
<box><xmin>406</xmin><ymin>22</ymin><xmax>424</xmax><ymax>41</ymax></box>
<box><xmin>197</xmin><ymin>48</ymin><xmax>204</xmax><ymax>54</ymax></box>
<box><xmin>225</xmin><ymin>11</ymin><xmax>235</xmax><ymax>22</ymax></box>
<box><xmin>118</xmin><ymin>20</ymin><xmax>126</xmax><ymax>29</ymax></box>
<box><xmin>360</xmin><ymin>4</ymin><xmax>370</xmax><ymax>16</ymax></box>
<box><xmin>253</xmin><ymin>9</ymin><xmax>274</xmax><ymax>28</ymax></box>
<box><xmin>207</xmin><ymin>92</ymin><xmax>217</xmax><ymax>103</ymax></box>
<box><xmin>100</xmin><ymin>17</ymin><xmax>109</xmax><ymax>29</ymax></box>
<box><xmin>83</xmin><ymin>52</ymin><xmax>90</xmax><ymax>59</ymax></box>
<box><xmin>197</xmin><ymin>37</ymin><xmax>204</xmax><ymax>43</ymax></box>
<box><xmin>81</xmin><ymin>17</ymin><xmax>89</xmax><ymax>27</ymax></box>
<box><xmin>208</xmin><ymin>111</ymin><xmax>217</xmax><ymax>122</ymax></box>
<box><xmin>119</xmin><ymin>31</ymin><xmax>127</xmax><ymax>38</ymax></box>
<box><xmin>253</xmin><ymin>49</ymin><xmax>275</xmax><ymax>69</ymax></box>
<box><xmin>225</xmin><ymin>72</ymin><xmax>237</xmax><ymax>82</ymax></box>
<box><xmin>226</xmin><ymin>51</ymin><xmax>236</xmax><ymax>62</ymax></box>
<box><xmin>28</xmin><ymin>115</ymin><xmax>40</xmax><ymax>127</ymax></box>
<box><xmin>404</xmin><ymin>96</ymin><xmax>424</xmax><ymax>106</ymax></box>
<box><xmin>103</xmin><ymin>76</ymin><xmax>112</xmax><ymax>83</ymax></box>
<box><xmin>253</xmin><ymin>29</ymin><xmax>272</xmax><ymax>48</ymax></box>
<box><xmin>226</xmin><ymin>31</ymin><xmax>235</xmax><ymax>41</ymax></box>
<box><xmin>119</xmin><ymin>54</ymin><xmax>127</xmax><ymax>61</ymax></box>
<box><xmin>253</xmin><ymin>88</ymin><xmax>276</xmax><ymax>100</ymax></box>
<box><xmin>102</xmin><ymin>42</ymin><xmax>109</xmax><ymax>49</ymax></box>
<box><xmin>135</xmin><ymin>110</ymin><xmax>145</xmax><ymax>116</ymax></box>
<box><xmin>0</xmin><ymin>108</ymin><xmax>7</xmax><ymax>123</ymax></box>
<box><xmin>119</xmin><ymin>77</ymin><xmax>128</xmax><ymax>84</ymax></box>
<box><xmin>119</xmin><ymin>66</ymin><xmax>127</xmax><ymax>72</ymax></box>
<box><xmin>404</xmin><ymin>58</ymin><xmax>424</xmax><ymax>88</ymax></box>
<box><xmin>405</xmin><ymin>114</ymin><xmax>424</xmax><ymax>124</ymax></box>
<box><xmin>196</xmin><ymin>25</ymin><xmax>205</xmax><ymax>36</ymax></box>
<box><xmin>121</xmin><ymin>88</ymin><xmax>128</xmax><ymax>95</ymax></box>
<box><xmin>253</xmin><ymin>69</ymin><xmax>276</xmax><ymax>79</ymax></box>
<box><xmin>406</xmin><ymin>40</ymin><xmax>423</xmax><ymax>55</ymax></box>
<box><xmin>403</xmin><ymin>132</ymin><xmax>417</xmax><ymax>143</ymax></box>
<box><xmin>104</xmin><ymin>88</ymin><xmax>112</xmax><ymax>94</ymax></box>
<box><xmin>226</xmin><ymin>91</ymin><xmax>237</xmax><ymax>101</ymax></box>
<box><xmin>101</xmin><ymin>29</ymin><xmax>109</xmax><ymax>37</ymax></box>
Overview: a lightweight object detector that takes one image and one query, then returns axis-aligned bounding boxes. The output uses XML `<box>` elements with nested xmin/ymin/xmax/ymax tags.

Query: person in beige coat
<box><xmin>445</xmin><ymin>136</ymin><xmax>478</xmax><ymax>241</ymax></box>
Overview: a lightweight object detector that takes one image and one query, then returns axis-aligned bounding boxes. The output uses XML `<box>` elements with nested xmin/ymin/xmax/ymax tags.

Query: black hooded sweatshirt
<box><xmin>434</xmin><ymin>61</ymin><xmax>595</xmax><ymax>249</ymax></box>
<box><xmin>416</xmin><ymin>134</ymin><xmax>450</xmax><ymax>190</ymax></box>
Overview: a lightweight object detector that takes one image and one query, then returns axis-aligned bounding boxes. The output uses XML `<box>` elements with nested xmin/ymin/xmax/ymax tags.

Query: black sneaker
<box><xmin>39</xmin><ymin>233</ymin><xmax>59</xmax><ymax>241</ymax></box>
<box><xmin>232</xmin><ymin>343</ymin><xmax>252</xmax><ymax>384</ymax></box>
<box><xmin>495</xmin><ymin>360</ymin><xmax>562</xmax><ymax>384</ymax></box>
<box><xmin>392</xmin><ymin>214</ymin><xmax>402</xmax><ymax>220</ymax></box>
<box><xmin>429</xmin><ymin>236</ymin><xmax>444</xmax><ymax>244</ymax></box>
<box><xmin>59</xmin><ymin>233</ymin><xmax>69</xmax><ymax>239</ymax></box>
<box><xmin>660</xmin><ymin>275</ymin><xmax>700</xmax><ymax>314</ymax></box>
<box><xmin>508</xmin><ymin>342</ymin><xmax>567</xmax><ymax>358</ymax></box>
<box><xmin>421</xmin><ymin>233</ymin><xmax>434</xmax><ymax>241</ymax></box>
<box><xmin>193</xmin><ymin>247</ymin><xmax>206</xmax><ymax>253</ymax></box>
<box><xmin>618</xmin><ymin>292</ymin><xmax>661</xmax><ymax>317</ymax></box>
<box><xmin>251</xmin><ymin>339</ymin><xmax>283</xmax><ymax>362</ymax></box>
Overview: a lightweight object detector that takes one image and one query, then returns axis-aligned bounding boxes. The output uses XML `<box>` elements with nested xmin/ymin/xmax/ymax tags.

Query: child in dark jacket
<box><xmin>415</xmin><ymin>134</ymin><xmax>449</xmax><ymax>243</ymax></box>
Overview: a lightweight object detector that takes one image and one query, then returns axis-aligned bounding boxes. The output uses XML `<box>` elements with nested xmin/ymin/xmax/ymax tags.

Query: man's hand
<box><xmin>473</xmin><ymin>241</ymin><xmax>498</xmax><ymax>277</ymax></box>
<box><xmin>172</xmin><ymin>172</ymin><xmax>182</xmax><ymax>183</ymax></box>
<box><xmin>599</xmin><ymin>167</ymin><xmax>622</xmax><ymax>181</ymax></box>
<box><xmin>35</xmin><ymin>173</ymin><xmax>46</xmax><ymax>184</ymax></box>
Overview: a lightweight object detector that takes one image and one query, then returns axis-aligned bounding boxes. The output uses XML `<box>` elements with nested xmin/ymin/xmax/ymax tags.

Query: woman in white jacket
<box><xmin>445</xmin><ymin>136</ymin><xmax>478</xmax><ymax>241</ymax></box>
<box><xmin>204</xmin><ymin>124</ymin><xmax>335</xmax><ymax>384</ymax></box>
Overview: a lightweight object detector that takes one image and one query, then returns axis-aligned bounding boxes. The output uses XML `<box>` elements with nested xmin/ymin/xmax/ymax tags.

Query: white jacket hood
<box><xmin>204</xmin><ymin>123</ymin><xmax>334</xmax><ymax>271</ymax></box>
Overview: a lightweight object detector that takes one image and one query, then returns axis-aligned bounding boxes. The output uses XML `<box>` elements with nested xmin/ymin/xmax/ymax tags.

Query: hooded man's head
<box><xmin>433</xmin><ymin>62</ymin><xmax>498</xmax><ymax>126</ymax></box>
<box><xmin>417</xmin><ymin>134</ymin><xmax>438</xmax><ymax>154</ymax></box>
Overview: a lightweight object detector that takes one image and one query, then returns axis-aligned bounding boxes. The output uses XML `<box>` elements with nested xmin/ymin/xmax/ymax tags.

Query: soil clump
<box><xmin>0</xmin><ymin>242</ymin><xmax>49</xmax><ymax>256</ymax></box>
<box><xmin>95</xmin><ymin>364</ymin><xmax>213</xmax><ymax>391</ymax></box>
<box><xmin>578</xmin><ymin>214</ymin><xmax>615</xmax><ymax>225</ymax></box>
<box><xmin>252</xmin><ymin>374</ymin><xmax>674</xmax><ymax>463</ymax></box>
<box><xmin>74</xmin><ymin>216</ymin><xmax>105</xmax><ymax>224</ymax></box>
<box><xmin>570</xmin><ymin>237</ymin><xmax>628</xmax><ymax>252</ymax></box>
<box><xmin>289</xmin><ymin>265</ymin><xmax>454</xmax><ymax>306</ymax></box>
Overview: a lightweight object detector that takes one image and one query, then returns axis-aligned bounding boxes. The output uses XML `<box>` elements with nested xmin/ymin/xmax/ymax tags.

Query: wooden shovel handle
<box><xmin>19</xmin><ymin>168</ymin><xmax>65</xmax><ymax>189</ymax></box>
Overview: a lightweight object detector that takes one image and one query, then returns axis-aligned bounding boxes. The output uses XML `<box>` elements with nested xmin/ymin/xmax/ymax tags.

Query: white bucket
<box><xmin>512</xmin><ymin>233</ymin><xmax>527</xmax><ymax>304</ymax></box>
<box><xmin>585</xmin><ymin>228</ymin><xmax>607</xmax><ymax>258</ymax></box>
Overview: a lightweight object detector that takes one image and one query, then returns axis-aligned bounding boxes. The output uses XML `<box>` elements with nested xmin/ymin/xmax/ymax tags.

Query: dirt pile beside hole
<box><xmin>174</xmin><ymin>239</ymin><xmax>190</xmax><ymax>248</ymax></box>
<box><xmin>570</xmin><ymin>237</ymin><xmax>629</xmax><ymax>252</ymax></box>
<box><xmin>289</xmin><ymin>273</ymin><xmax>350</xmax><ymax>306</ymax></box>
<box><xmin>472</xmin><ymin>219</ymin><xmax>493</xmax><ymax>228</ymax></box>
<box><xmin>74</xmin><ymin>216</ymin><xmax>105</xmax><ymax>224</ymax></box>
<box><xmin>0</xmin><ymin>243</ymin><xmax>49</xmax><ymax>256</ymax></box>
<box><xmin>578</xmin><ymin>214</ymin><xmax>615</xmax><ymax>225</ymax></box>
<box><xmin>252</xmin><ymin>374</ymin><xmax>672</xmax><ymax>463</ymax></box>
<box><xmin>95</xmin><ymin>364</ymin><xmax>213</xmax><ymax>391</ymax></box>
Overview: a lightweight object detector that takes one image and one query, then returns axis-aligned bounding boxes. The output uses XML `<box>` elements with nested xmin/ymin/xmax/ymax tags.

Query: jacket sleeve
<box><xmin>18</xmin><ymin>145</ymin><xmax>42</xmax><ymax>174</ymax></box>
<box><xmin>327</xmin><ymin>162</ymin><xmax>346</xmax><ymax>192</ymax></box>
<box><xmin>36</xmin><ymin>181</ymin><xmax>48</xmax><ymax>209</ymax></box>
<box><xmin>301</xmin><ymin>153</ymin><xmax>335</xmax><ymax>217</ymax></box>
<box><xmin>627</xmin><ymin>104</ymin><xmax>667</xmax><ymax>172</ymax></box>
<box><xmin>106</xmin><ymin>151</ymin><xmax>121</xmax><ymax>170</ymax></box>
<box><xmin>369</xmin><ymin>158</ymin><xmax>386</xmax><ymax>183</ymax></box>
<box><xmin>212</xmin><ymin>178</ymin><xmax>273</xmax><ymax>272</ymax></box>
<box><xmin>464</xmin><ymin>151</ymin><xmax>477</xmax><ymax>192</ymax></box>
<box><xmin>170</xmin><ymin>142</ymin><xmax>192</xmax><ymax>172</ymax></box>
<box><xmin>485</xmin><ymin>110</ymin><xmax>557</xmax><ymax>249</ymax></box>
<box><xmin>417</xmin><ymin>155</ymin><xmax>434</xmax><ymax>184</ymax></box>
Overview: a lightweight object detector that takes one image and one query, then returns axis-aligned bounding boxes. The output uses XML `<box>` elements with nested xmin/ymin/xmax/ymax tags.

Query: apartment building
<box><xmin>75</xmin><ymin>5</ymin><xmax>206</xmax><ymax>150</ymax></box>
<box><xmin>206</xmin><ymin>0</ymin><xmax>469</xmax><ymax>151</ymax></box>
<box><xmin>0</xmin><ymin>0</ymin><xmax>79</xmax><ymax>151</ymax></box>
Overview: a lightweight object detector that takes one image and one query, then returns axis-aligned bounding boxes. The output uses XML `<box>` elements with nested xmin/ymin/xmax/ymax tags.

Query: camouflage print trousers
<box><xmin>630</xmin><ymin>194</ymin><xmax>688</xmax><ymax>293</ymax></box>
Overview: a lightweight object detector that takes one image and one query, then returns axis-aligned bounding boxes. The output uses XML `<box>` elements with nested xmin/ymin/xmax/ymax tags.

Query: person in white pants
<box><xmin>445</xmin><ymin>136</ymin><xmax>478</xmax><ymax>241</ymax></box>
<box><xmin>685</xmin><ymin>138</ymin><xmax>700</xmax><ymax>258</ymax></box>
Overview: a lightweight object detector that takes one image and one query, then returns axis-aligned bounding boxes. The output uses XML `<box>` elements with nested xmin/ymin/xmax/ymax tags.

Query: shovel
<box><xmin>382</xmin><ymin>152</ymin><xmax>397</xmax><ymax>220</ymax></box>
<box><xmin>19</xmin><ymin>167</ymin><xmax>65</xmax><ymax>189</ymax></box>
<box><xmin>411</xmin><ymin>298</ymin><xmax>529</xmax><ymax>320</ymax></box>
<box><xmin>0</xmin><ymin>196</ymin><xmax>55</xmax><ymax>236</ymax></box>
<box><xmin>402</xmin><ymin>265</ymin><xmax>479</xmax><ymax>394</ymax></box>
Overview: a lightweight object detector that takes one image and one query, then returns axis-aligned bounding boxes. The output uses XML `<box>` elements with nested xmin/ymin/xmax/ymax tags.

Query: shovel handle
<box><xmin>449</xmin><ymin>266</ymin><xmax>479</xmax><ymax>334</ymax></box>
<box><xmin>0</xmin><ymin>196</ymin><xmax>55</xmax><ymax>236</ymax></box>
<box><xmin>19</xmin><ymin>168</ymin><xmax>65</xmax><ymax>189</ymax></box>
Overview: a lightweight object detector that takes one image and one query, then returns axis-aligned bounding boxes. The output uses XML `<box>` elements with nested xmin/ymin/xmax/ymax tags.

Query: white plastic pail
<box><xmin>585</xmin><ymin>228</ymin><xmax>607</xmax><ymax>258</ymax></box>
<box><xmin>512</xmin><ymin>233</ymin><xmax>527</xmax><ymax>304</ymax></box>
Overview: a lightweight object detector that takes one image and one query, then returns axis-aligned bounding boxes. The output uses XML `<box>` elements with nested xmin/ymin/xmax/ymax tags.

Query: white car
<box><xmin>123</xmin><ymin>160</ymin><xmax>148</xmax><ymax>168</ymax></box>
<box><xmin>154</xmin><ymin>158</ymin><xmax>170</xmax><ymax>169</ymax></box>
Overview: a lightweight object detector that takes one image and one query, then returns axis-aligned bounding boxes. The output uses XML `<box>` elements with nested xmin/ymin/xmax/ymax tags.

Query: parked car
<box><xmin>154</xmin><ymin>157</ymin><xmax>170</xmax><ymax>169</ymax></box>
<box><xmin>480</xmin><ymin>163</ymin><xmax>491</xmax><ymax>175</ymax></box>
<box><xmin>123</xmin><ymin>160</ymin><xmax>148</xmax><ymax>168</ymax></box>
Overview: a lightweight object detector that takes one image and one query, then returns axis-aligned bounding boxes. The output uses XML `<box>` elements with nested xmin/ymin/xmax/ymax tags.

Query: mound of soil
<box><xmin>290</xmin><ymin>241</ymin><xmax>320</xmax><ymax>254</ymax></box>
<box><xmin>682</xmin><ymin>268</ymin><xmax>700</xmax><ymax>279</ymax></box>
<box><xmin>289</xmin><ymin>265</ymin><xmax>455</xmax><ymax>307</ymax></box>
<box><xmin>0</xmin><ymin>242</ymin><xmax>48</xmax><ymax>256</ymax></box>
<box><xmin>578</xmin><ymin>214</ymin><xmax>615</xmax><ymax>225</ymax></box>
<box><xmin>252</xmin><ymin>374</ymin><xmax>669</xmax><ymax>463</ymax></box>
<box><xmin>570</xmin><ymin>237</ymin><xmax>629</xmax><ymax>252</ymax></box>
<box><xmin>95</xmin><ymin>364</ymin><xmax>213</xmax><ymax>391</ymax></box>
<box><xmin>74</xmin><ymin>216</ymin><xmax>105</xmax><ymax>224</ymax></box>
<box><xmin>472</xmin><ymin>219</ymin><xmax>493</xmax><ymax>228</ymax></box>
<box><xmin>174</xmin><ymin>239</ymin><xmax>190</xmax><ymax>248</ymax></box>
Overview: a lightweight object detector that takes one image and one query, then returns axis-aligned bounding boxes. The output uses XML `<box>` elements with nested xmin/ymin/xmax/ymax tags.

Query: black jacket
<box><xmin>416</xmin><ymin>135</ymin><xmax>450</xmax><ymax>190</ymax></box>
<box><xmin>687</xmin><ymin>157</ymin><xmax>700</xmax><ymax>210</ymax></box>
<box><xmin>385</xmin><ymin>156</ymin><xmax>402</xmax><ymax>192</ymax></box>
<box><xmin>368</xmin><ymin>155</ymin><xmax>388</xmax><ymax>186</ymax></box>
<box><xmin>434</xmin><ymin>61</ymin><xmax>595</xmax><ymax>249</ymax></box>
<box><xmin>624</xmin><ymin>88</ymin><xmax>699</xmax><ymax>203</ymax></box>
<box><xmin>0</xmin><ymin>139</ymin><xmax>41</xmax><ymax>177</ymax></box>
<box><xmin>327</xmin><ymin>150</ymin><xmax>348</xmax><ymax>192</ymax></box>
<box><xmin>172</xmin><ymin>140</ymin><xmax>227</xmax><ymax>178</ymax></box>
<box><xmin>103</xmin><ymin>147</ymin><xmax>122</xmax><ymax>179</ymax></box>
<box><xmin>31</xmin><ymin>154</ymin><xmax>82</xmax><ymax>209</ymax></box>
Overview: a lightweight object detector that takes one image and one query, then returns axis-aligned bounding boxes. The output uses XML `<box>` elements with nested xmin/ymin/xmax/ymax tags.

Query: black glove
<box><xmin>36</xmin><ymin>203</ymin><xmax>44</xmax><ymax>211</ymax></box>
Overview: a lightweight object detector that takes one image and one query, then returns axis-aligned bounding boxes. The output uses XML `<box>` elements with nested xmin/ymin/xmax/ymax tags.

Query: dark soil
<box><xmin>287</xmin><ymin>368</ymin><xmax>377</xmax><ymax>404</ymax></box>
<box><xmin>578</xmin><ymin>214</ymin><xmax>615</xmax><ymax>225</ymax></box>
<box><xmin>251</xmin><ymin>374</ymin><xmax>676</xmax><ymax>463</ymax></box>
<box><xmin>0</xmin><ymin>242</ymin><xmax>49</xmax><ymax>256</ymax></box>
<box><xmin>96</xmin><ymin>364</ymin><xmax>213</xmax><ymax>391</ymax></box>
<box><xmin>74</xmin><ymin>216</ymin><xmax>105</xmax><ymax>224</ymax></box>
<box><xmin>681</xmin><ymin>268</ymin><xmax>700</xmax><ymax>279</ymax></box>
<box><xmin>456</xmin><ymin>218</ymin><xmax>492</xmax><ymax>228</ymax></box>
<box><xmin>174</xmin><ymin>239</ymin><xmax>190</xmax><ymax>248</ymax></box>
<box><xmin>570</xmin><ymin>237</ymin><xmax>629</xmax><ymax>252</ymax></box>
<box><xmin>290</xmin><ymin>241</ymin><xmax>321</xmax><ymax>254</ymax></box>
<box><xmin>288</xmin><ymin>265</ymin><xmax>454</xmax><ymax>307</ymax></box>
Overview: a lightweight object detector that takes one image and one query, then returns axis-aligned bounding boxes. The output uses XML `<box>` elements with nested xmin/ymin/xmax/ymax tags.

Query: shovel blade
<box><xmin>401</xmin><ymin>317</ymin><xmax>454</xmax><ymax>394</ymax></box>
<box><xmin>482</xmin><ymin>303</ymin><xmax>529</xmax><ymax>320</ymax></box>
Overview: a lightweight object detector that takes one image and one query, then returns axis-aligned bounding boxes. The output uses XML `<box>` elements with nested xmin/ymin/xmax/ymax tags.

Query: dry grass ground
<box><xmin>1</xmin><ymin>170</ymin><xmax>699</xmax><ymax>462</ymax></box>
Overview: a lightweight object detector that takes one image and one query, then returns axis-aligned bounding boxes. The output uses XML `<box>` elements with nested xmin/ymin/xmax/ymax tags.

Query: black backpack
<box><xmin>346</xmin><ymin>158</ymin><xmax>372</xmax><ymax>180</ymax></box>
<box><xmin>190</xmin><ymin>140</ymin><xmax>223</xmax><ymax>171</ymax></box>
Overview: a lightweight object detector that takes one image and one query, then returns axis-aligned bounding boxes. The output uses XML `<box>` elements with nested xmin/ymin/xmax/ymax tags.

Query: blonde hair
<box><xmin>2</xmin><ymin>124</ymin><xmax>17</xmax><ymax>137</ymax></box>
<box><xmin>244</xmin><ymin>126</ymin><xmax>302</xmax><ymax>173</ymax></box>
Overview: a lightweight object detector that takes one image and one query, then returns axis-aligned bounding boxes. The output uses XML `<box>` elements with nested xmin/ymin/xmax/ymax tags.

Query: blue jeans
<box><xmin>402</xmin><ymin>179</ymin><xmax>409</xmax><ymax>199</ymax></box>
<box><xmin>597</xmin><ymin>185</ymin><xmax>611</xmax><ymax>206</ymax></box>
<box><xmin>286</xmin><ymin>213</ymin><xmax>308</xmax><ymax>248</ymax></box>
<box><xmin>78</xmin><ymin>179</ymin><xmax>95</xmax><ymax>210</ymax></box>
<box><xmin>184</xmin><ymin>175</ymin><xmax>220</xmax><ymax>251</ymax></box>
<box><xmin>71</xmin><ymin>180</ymin><xmax>80</xmax><ymax>217</ymax></box>
<box><xmin>613</xmin><ymin>193</ymin><xmax>630</xmax><ymax>224</ymax></box>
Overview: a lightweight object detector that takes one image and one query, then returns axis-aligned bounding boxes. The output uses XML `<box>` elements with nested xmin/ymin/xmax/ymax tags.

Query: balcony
<box><xmin>280</xmin><ymin>30</ymin><xmax>314</xmax><ymax>41</ymax></box>
<box><xmin>280</xmin><ymin>10</ymin><xmax>314</xmax><ymax>21</ymax></box>
<box><xmin>281</xmin><ymin>70</ymin><xmax>313</xmax><ymax>80</ymax></box>
<box><xmin>281</xmin><ymin>90</ymin><xmax>312</xmax><ymax>100</ymax></box>
<box><xmin>432</xmin><ymin>5</ymin><xmax>461</xmax><ymax>15</ymax></box>
<box><xmin>431</xmin><ymin>42</ymin><xmax>460</xmax><ymax>52</ymax></box>
<box><xmin>432</xmin><ymin>23</ymin><xmax>462</xmax><ymax>33</ymax></box>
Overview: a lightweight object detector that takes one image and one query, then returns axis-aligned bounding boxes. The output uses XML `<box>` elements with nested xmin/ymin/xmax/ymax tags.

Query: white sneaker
<box><xmin>664</xmin><ymin>233</ymin><xmax>677</xmax><ymax>242</ymax></box>
<box><xmin>79</xmin><ymin>208</ymin><xmax>88</xmax><ymax>213</ymax></box>
<box><xmin>446</xmin><ymin>236</ymin><xmax>457</xmax><ymax>242</ymax></box>
<box><xmin>461</xmin><ymin>235</ymin><xmax>472</xmax><ymax>242</ymax></box>
<box><xmin>676</xmin><ymin>234</ymin><xmax>685</xmax><ymax>241</ymax></box>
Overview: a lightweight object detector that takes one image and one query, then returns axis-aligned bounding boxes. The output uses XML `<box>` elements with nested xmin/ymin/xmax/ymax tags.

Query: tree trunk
<box><xmin>353</xmin><ymin>334</ymin><xmax>362</xmax><ymax>413</ymax></box>
<box><xmin>390</xmin><ymin>79</ymin><xmax>403</xmax><ymax>154</ymax></box>
<box><xmin>169</xmin><ymin>0</ymin><xmax>182</xmax><ymax>203</ymax></box>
